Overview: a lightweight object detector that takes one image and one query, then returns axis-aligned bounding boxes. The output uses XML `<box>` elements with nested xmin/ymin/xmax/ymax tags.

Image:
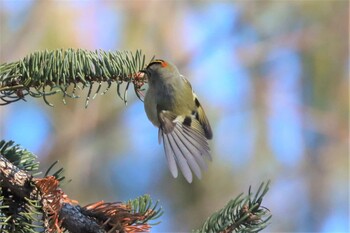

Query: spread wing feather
<box><xmin>172</xmin><ymin>126</ymin><xmax>202</xmax><ymax>178</ymax></box>
<box><xmin>158</xmin><ymin>110</ymin><xmax>211</xmax><ymax>182</ymax></box>
<box><xmin>162</xmin><ymin>131</ymin><xmax>178</xmax><ymax>178</ymax></box>
<box><xmin>173</xmin><ymin>126</ymin><xmax>208</xmax><ymax>171</ymax></box>
<box><xmin>165</xmin><ymin>132</ymin><xmax>193</xmax><ymax>182</ymax></box>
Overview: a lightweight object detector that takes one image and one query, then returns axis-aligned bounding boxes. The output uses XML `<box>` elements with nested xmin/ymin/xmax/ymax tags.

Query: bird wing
<box><xmin>181</xmin><ymin>76</ymin><xmax>213</xmax><ymax>140</ymax></box>
<box><xmin>193</xmin><ymin>93</ymin><xmax>213</xmax><ymax>140</ymax></box>
<box><xmin>158</xmin><ymin>109</ymin><xmax>211</xmax><ymax>183</ymax></box>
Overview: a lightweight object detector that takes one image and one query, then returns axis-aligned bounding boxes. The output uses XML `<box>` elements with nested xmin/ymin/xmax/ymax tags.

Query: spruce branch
<box><xmin>194</xmin><ymin>181</ymin><xmax>271</xmax><ymax>233</ymax></box>
<box><xmin>0</xmin><ymin>140</ymin><xmax>163</xmax><ymax>233</ymax></box>
<box><xmin>0</xmin><ymin>49</ymin><xmax>149</xmax><ymax>107</ymax></box>
<box><xmin>0</xmin><ymin>141</ymin><xmax>42</xmax><ymax>233</ymax></box>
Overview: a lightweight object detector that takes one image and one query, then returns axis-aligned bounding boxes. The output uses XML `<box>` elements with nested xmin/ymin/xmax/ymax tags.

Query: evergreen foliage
<box><xmin>0</xmin><ymin>49</ymin><xmax>148</xmax><ymax>106</ymax></box>
<box><xmin>0</xmin><ymin>140</ymin><xmax>42</xmax><ymax>233</ymax></box>
<box><xmin>195</xmin><ymin>181</ymin><xmax>271</xmax><ymax>232</ymax></box>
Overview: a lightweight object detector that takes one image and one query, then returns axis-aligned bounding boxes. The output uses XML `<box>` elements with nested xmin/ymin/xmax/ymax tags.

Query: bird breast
<box><xmin>144</xmin><ymin>86</ymin><xmax>160</xmax><ymax>127</ymax></box>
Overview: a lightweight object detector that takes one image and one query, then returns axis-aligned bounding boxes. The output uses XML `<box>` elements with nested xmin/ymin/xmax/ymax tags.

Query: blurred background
<box><xmin>0</xmin><ymin>0</ymin><xmax>348</xmax><ymax>232</ymax></box>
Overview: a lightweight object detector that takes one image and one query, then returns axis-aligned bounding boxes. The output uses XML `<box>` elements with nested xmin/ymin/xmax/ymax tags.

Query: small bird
<box><xmin>141</xmin><ymin>59</ymin><xmax>213</xmax><ymax>183</ymax></box>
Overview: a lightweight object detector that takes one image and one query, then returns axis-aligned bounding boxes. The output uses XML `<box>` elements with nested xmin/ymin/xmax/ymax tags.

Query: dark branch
<box><xmin>60</xmin><ymin>203</ymin><xmax>105</xmax><ymax>233</ymax></box>
<box><xmin>0</xmin><ymin>154</ymin><xmax>105</xmax><ymax>233</ymax></box>
<box><xmin>0</xmin><ymin>155</ymin><xmax>33</xmax><ymax>198</ymax></box>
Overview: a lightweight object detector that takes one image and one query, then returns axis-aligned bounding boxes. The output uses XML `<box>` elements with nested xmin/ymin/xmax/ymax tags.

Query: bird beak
<box><xmin>138</xmin><ymin>69</ymin><xmax>149</xmax><ymax>82</ymax></box>
<box><xmin>140</xmin><ymin>69</ymin><xmax>150</xmax><ymax>77</ymax></box>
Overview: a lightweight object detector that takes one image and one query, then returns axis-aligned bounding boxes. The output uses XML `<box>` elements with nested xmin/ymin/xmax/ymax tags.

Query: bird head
<box><xmin>140</xmin><ymin>59</ymin><xmax>180</xmax><ymax>83</ymax></box>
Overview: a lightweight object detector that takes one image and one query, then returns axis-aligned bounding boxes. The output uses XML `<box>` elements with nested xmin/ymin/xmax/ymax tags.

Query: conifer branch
<box><xmin>0</xmin><ymin>140</ymin><xmax>162</xmax><ymax>233</ymax></box>
<box><xmin>194</xmin><ymin>181</ymin><xmax>271</xmax><ymax>233</ymax></box>
<box><xmin>0</xmin><ymin>49</ymin><xmax>148</xmax><ymax>107</ymax></box>
<box><xmin>0</xmin><ymin>141</ymin><xmax>41</xmax><ymax>233</ymax></box>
